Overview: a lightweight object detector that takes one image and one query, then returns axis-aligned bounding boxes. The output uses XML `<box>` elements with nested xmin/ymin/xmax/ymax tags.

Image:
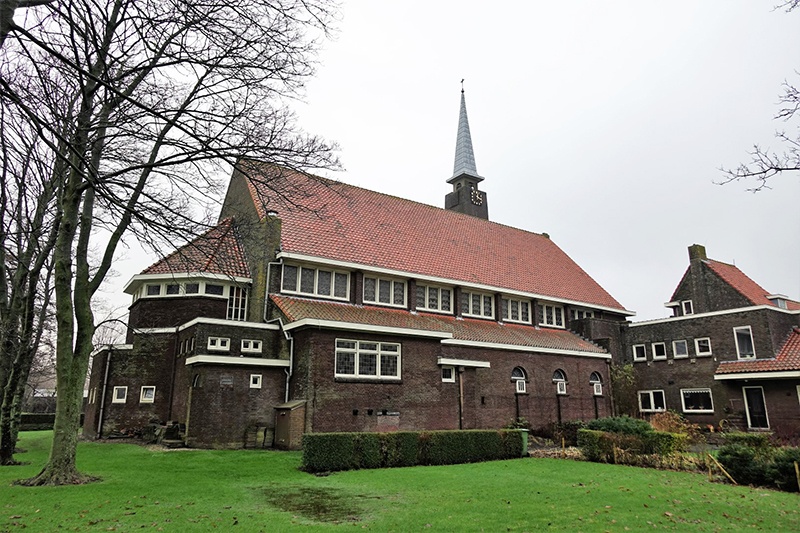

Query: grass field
<box><xmin>0</xmin><ymin>431</ymin><xmax>798</xmax><ymax>531</ymax></box>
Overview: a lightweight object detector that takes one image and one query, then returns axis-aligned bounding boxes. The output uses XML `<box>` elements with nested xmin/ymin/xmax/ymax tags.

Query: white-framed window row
<box><xmin>140</xmin><ymin>280</ymin><xmax>225</xmax><ymax>299</ymax></box>
<box><xmin>112</xmin><ymin>386</ymin><xmax>127</xmax><ymax>403</ymax></box>
<box><xmin>207</xmin><ymin>336</ymin><xmax>230</xmax><ymax>351</ymax></box>
<box><xmin>416</xmin><ymin>284</ymin><xmax>453</xmax><ymax>314</ymax></box>
<box><xmin>569</xmin><ymin>308</ymin><xmax>594</xmax><ymax>320</ymax></box>
<box><xmin>241</xmin><ymin>339</ymin><xmax>263</xmax><ymax>354</ymax></box>
<box><xmin>512</xmin><ymin>367</ymin><xmax>527</xmax><ymax>394</ymax></box>
<box><xmin>461</xmin><ymin>291</ymin><xmax>494</xmax><ymax>319</ymax></box>
<box><xmin>363</xmin><ymin>275</ymin><xmax>406</xmax><ymax>308</ymax></box>
<box><xmin>694</xmin><ymin>337</ymin><xmax>712</xmax><ymax>357</ymax></box>
<box><xmin>632</xmin><ymin>344</ymin><xmax>647</xmax><ymax>362</ymax></box>
<box><xmin>281</xmin><ymin>264</ymin><xmax>349</xmax><ymax>301</ymax></box>
<box><xmin>638</xmin><ymin>390</ymin><xmax>666</xmax><ymax>413</ymax></box>
<box><xmin>553</xmin><ymin>369</ymin><xmax>567</xmax><ymax>395</ymax></box>
<box><xmin>538</xmin><ymin>303</ymin><xmax>565</xmax><ymax>328</ymax></box>
<box><xmin>680</xmin><ymin>388</ymin><xmax>714</xmax><ymax>414</ymax></box>
<box><xmin>672</xmin><ymin>339</ymin><xmax>689</xmax><ymax>359</ymax></box>
<box><xmin>335</xmin><ymin>339</ymin><xmax>401</xmax><ymax>380</ymax></box>
<box><xmin>140</xmin><ymin>386</ymin><xmax>156</xmax><ymax>403</ymax></box>
<box><xmin>250</xmin><ymin>374</ymin><xmax>262</xmax><ymax>389</ymax></box>
<box><xmin>441</xmin><ymin>365</ymin><xmax>456</xmax><ymax>383</ymax></box>
<box><xmin>501</xmin><ymin>297</ymin><xmax>531</xmax><ymax>324</ymax></box>
<box><xmin>651</xmin><ymin>342</ymin><xmax>667</xmax><ymax>361</ymax></box>
<box><xmin>681</xmin><ymin>300</ymin><xmax>694</xmax><ymax>315</ymax></box>
<box><xmin>734</xmin><ymin>326</ymin><xmax>755</xmax><ymax>359</ymax></box>
<box><xmin>589</xmin><ymin>372</ymin><xmax>603</xmax><ymax>396</ymax></box>
<box><xmin>227</xmin><ymin>286</ymin><xmax>248</xmax><ymax>321</ymax></box>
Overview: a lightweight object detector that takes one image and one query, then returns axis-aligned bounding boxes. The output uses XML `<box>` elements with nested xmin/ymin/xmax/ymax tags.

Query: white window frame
<box><xmin>207</xmin><ymin>337</ymin><xmax>230</xmax><ymax>351</ymax></box>
<box><xmin>203</xmin><ymin>282</ymin><xmax>226</xmax><ymax>297</ymax></box>
<box><xmin>416</xmin><ymin>284</ymin><xmax>453</xmax><ymax>314</ymax></box>
<box><xmin>462</xmin><ymin>291</ymin><xmax>494</xmax><ymax>319</ymax></box>
<box><xmin>694</xmin><ymin>337</ymin><xmax>712</xmax><ymax>356</ymax></box>
<box><xmin>672</xmin><ymin>339</ymin><xmax>689</xmax><ymax>359</ymax></box>
<box><xmin>743</xmin><ymin>385</ymin><xmax>770</xmax><ymax>430</ymax></box>
<box><xmin>250</xmin><ymin>374</ymin><xmax>262</xmax><ymax>389</ymax></box>
<box><xmin>281</xmin><ymin>264</ymin><xmax>350</xmax><ymax>301</ymax></box>
<box><xmin>334</xmin><ymin>339</ymin><xmax>401</xmax><ymax>380</ymax></box>
<box><xmin>569</xmin><ymin>308</ymin><xmax>594</xmax><ymax>320</ymax></box>
<box><xmin>538</xmin><ymin>303</ymin><xmax>565</xmax><ymax>328</ymax></box>
<box><xmin>734</xmin><ymin>326</ymin><xmax>756</xmax><ymax>359</ymax></box>
<box><xmin>241</xmin><ymin>339</ymin><xmax>263</xmax><ymax>354</ymax></box>
<box><xmin>797</xmin><ymin>385</ymin><xmax>800</xmax><ymax>407</ymax></box>
<box><xmin>632</xmin><ymin>344</ymin><xmax>647</xmax><ymax>362</ymax></box>
<box><xmin>553</xmin><ymin>370</ymin><xmax>567</xmax><ymax>395</ymax></box>
<box><xmin>681</xmin><ymin>300</ymin><xmax>694</xmax><ymax>315</ymax></box>
<box><xmin>638</xmin><ymin>390</ymin><xmax>666</xmax><ymax>413</ymax></box>
<box><xmin>680</xmin><ymin>388</ymin><xmax>714</xmax><ymax>414</ymax></box>
<box><xmin>111</xmin><ymin>386</ymin><xmax>127</xmax><ymax>403</ymax></box>
<box><xmin>140</xmin><ymin>386</ymin><xmax>156</xmax><ymax>403</ymax></box>
<box><xmin>441</xmin><ymin>366</ymin><xmax>455</xmax><ymax>383</ymax></box>
<box><xmin>651</xmin><ymin>342</ymin><xmax>667</xmax><ymax>361</ymax></box>
<box><xmin>501</xmin><ymin>297</ymin><xmax>532</xmax><ymax>324</ymax></box>
<box><xmin>593</xmin><ymin>383</ymin><xmax>603</xmax><ymax>396</ymax></box>
<box><xmin>516</xmin><ymin>380</ymin><xmax>527</xmax><ymax>394</ymax></box>
<box><xmin>363</xmin><ymin>275</ymin><xmax>406</xmax><ymax>308</ymax></box>
<box><xmin>227</xmin><ymin>286</ymin><xmax>248</xmax><ymax>321</ymax></box>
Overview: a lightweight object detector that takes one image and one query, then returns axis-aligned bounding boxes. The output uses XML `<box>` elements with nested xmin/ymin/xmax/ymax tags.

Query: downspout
<box><xmin>266</xmin><ymin>316</ymin><xmax>294</xmax><ymax>403</ymax></box>
<box><xmin>457</xmin><ymin>366</ymin><xmax>464</xmax><ymax>430</ymax></box>
<box><xmin>96</xmin><ymin>346</ymin><xmax>112</xmax><ymax>439</ymax></box>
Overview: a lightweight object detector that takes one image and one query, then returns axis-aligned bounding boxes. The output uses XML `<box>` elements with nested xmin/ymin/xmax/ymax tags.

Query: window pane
<box><xmin>360</xmin><ymin>342</ymin><xmax>378</xmax><ymax>352</ymax></box>
<box><xmin>554</xmin><ymin>307</ymin><xmax>563</xmax><ymax>327</ymax></box>
<box><xmin>359</xmin><ymin>352</ymin><xmax>377</xmax><ymax>375</ymax></box>
<box><xmin>416</xmin><ymin>286</ymin><xmax>426</xmax><ymax>308</ymax></box>
<box><xmin>146</xmin><ymin>284</ymin><xmax>161</xmax><ymax>296</ymax></box>
<box><xmin>461</xmin><ymin>294</ymin><xmax>470</xmax><ymax>315</ymax></box>
<box><xmin>441</xmin><ymin>289</ymin><xmax>451</xmax><ymax>312</ymax></box>
<box><xmin>166</xmin><ymin>284</ymin><xmax>179</xmax><ymax>295</ymax></box>
<box><xmin>380</xmin><ymin>343</ymin><xmax>399</xmax><ymax>352</ymax></box>
<box><xmin>736</xmin><ymin>328</ymin><xmax>754</xmax><ymax>357</ymax></box>
<box><xmin>317</xmin><ymin>270</ymin><xmax>332</xmax><ymax>296</ymax></box>
<box><xmin>521</xmin><ymin>302</ymin><xmax>529</xmax><ymax>322</ymax></box>
<box><xmin>336</xmin><ymin>340</ymin><xmax>356</xmax><ymax>350</ymax></box>
<box><xmin>378</xmin><ymin>279</ymin><xmax>391</xmax><ymax>304</ymax></box>
<box><xmin>428</xmin><ymin>287</ymin><xmax>439</xmax><ymax>309</ymax></box>
<box><xmin>300</xmin><ymin>268</ymin><xmax>315</xmax><ymax>293</ymax></box>
<box><xmin>282</xmin><ymin>265</ymin><xmax>298</xmax><ymax>291</ymax></box>
<box><xmin>501</xmin><ymin>298</ymin><xmax>509</xmax><ymax>319</ymax></box>
<box><xmin>640</xmin><ymin>392</ymin><xmax>652</xmax><ymax>411</ymax></box>
<box><xmin>334</xmin><ymin>273</ymin><xmax>349</xmax><ymax>298</ymax></box>
<box><xmin>697</xmin><ymin>338</ymin><xmax>711</xmax><ymax>354</ymax></box>
<box><xmin>185</xmin><ymin>283</ymin><xmax>199</xmax><ymax>294</ymax></box>
<box><xmin>674</xmin><ymin>340</ymin><xmax>688</xmax><ymax>357</ymax></box>
<box><xmin>511</xmin><ymin>300</ymin><xmax>519</xmax><ymax>321</ymax></box>
<box><xmin>205</xmin><ymin>284</ymin><xmax>224</xmax><ymax>295</ymax></box>
<box><xmin>683</xmin><ymin>390</ymin><xmax>713</xmax><ymax>411</ymax></box>
<box><xmin>471</xmin><ymin>294</ymin><xmax>481</xmax><ymax>315</ymax></box>
<box><xmin>483</xmin><ymin>295</ymin><xmax>492</xmax><ymax>317</ymax></box>
<box><xmin>364</xmin><ymin>277</ymin><xmax>376</xmax><ymax>302</ymax></box>
<box><xmin>336</xmin><ymin>352</ymin><xmax>355</xmax><ymax>375</ymax></box>
<box><xmin>380</xmin><ymin>354</ymin><xmax>398</xmax><ymax>377</ymax></box>
<box><xmin>545</xmin><ymin>305</ymin><xmax>553</xmax><ymax>325</ymax></box>
<box><xmin>653</xmin><ymin>391</ymin><xmax>665</xmax><ymax>410</ymax></box>
<box><xmin>393</xmin><ymin>281</ymin><xmax>405</xmax><ymax>306</ymax></box>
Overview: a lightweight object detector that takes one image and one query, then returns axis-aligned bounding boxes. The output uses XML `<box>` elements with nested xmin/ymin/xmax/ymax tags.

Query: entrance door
<box><xmin>743</xmin><ymin>386</ymin><xmax>769</xmax><ymax>429</ymax></box>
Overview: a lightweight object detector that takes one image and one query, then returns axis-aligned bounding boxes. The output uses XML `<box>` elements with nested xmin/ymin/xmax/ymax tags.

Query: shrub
<box><xmin>553</xmin><ymin>420</ymin><xmax>586</xmax><ymax>447</ymax></box>
<box><xmin>642</xmin><ymin>431</ymin><xmax>687</xmax><ymax>455</ymax></box>
<box><xmin>577</xmin><ymin>429</ymin><xmax>608</xmax><ymax>462</ymax></box>
<box><xmin>301</xmin><ymin>433</ymin><xmax>356</xmax><ymax>472</ymax></box>
<box><xmin>722</xmin><ymin>432</ymin><xmax>771</xmax><ymax>449</ymax></box>
<box><xmin>649</xmin><ymin>411</ymin><xmax>702</xmax><ymax>443</ymax></box>
<box><xmin>717</xmin><ymin>444</ymin><xmax>771</xmax><ymax>486</ymax></box>
<box><xmin>380</xmin><ymin>432</ymin><xmax>419</xmax><ymax>468</ymax></box>
<box><xmin>586</xmin><ymin>416</ymin><xmax>652</xmax><ymax>436</ymax></box>
<box><xmin>768</xmin><ymin>447</ymin><xmax>800</xmax><ymax>492</ymax></box>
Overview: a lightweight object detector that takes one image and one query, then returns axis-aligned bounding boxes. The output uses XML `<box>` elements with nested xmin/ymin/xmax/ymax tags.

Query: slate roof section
<box><xmin>716</xmin><ymin>327</ymin><xmax>800</xmax><ymax>374</ymax></box>
<box><xmin>450</xmin><ymin>89</ymin><xmax>482</xmax><ymax>181</ymax></box>
<box><xmin>140</xmin><ymin>218</ymin><xmax>250</xmax><ymax>279</ymax></box>
<box><xmin>271</xmin><ymin>295</ymin><xmax>608</xmax><ymax>354</ymax></box>
<box><xmin>704</xmin><ymin>260</ymin><xmax>800</xmax><ymax>311</ymax></box>
<box><xmin>242</xmin><ymin>164</ymin><xmax>627</xmax><ymax>312</ymax></box>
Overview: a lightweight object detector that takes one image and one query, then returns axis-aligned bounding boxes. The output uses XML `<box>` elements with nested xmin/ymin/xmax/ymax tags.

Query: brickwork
<box><xmin>127</xmin><ymin>296</ymin><xmax>227</xmax><ymax>339</ymax></box>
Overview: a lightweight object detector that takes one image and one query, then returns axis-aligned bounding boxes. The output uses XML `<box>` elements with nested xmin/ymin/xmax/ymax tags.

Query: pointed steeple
<box><xmin>449</xmin><ymin>86</ymin><xmax>483</xmax><ymax>183</ymax></box>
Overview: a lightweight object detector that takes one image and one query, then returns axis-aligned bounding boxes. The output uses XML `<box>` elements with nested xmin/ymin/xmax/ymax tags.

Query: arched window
<box><xmin>589</xmin><ymin>372</ymin><xmax>602</xmax><ymax>384</ymax></box>
<box><xmin>512</xmin><ymin>367</ymin><xmax>527</xmax><ymax>394</ymax></box>
<box><xmin>552</xmin><ymin>369</ymin><xmax>567</xmax><ymax>395</ymax></box>
<box><xmin>589</xmin><ymin>372</ymin><xmax>603</xmax><ymax>396</ymax></box>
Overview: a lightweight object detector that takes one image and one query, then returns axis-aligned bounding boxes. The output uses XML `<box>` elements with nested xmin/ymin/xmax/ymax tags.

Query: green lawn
<box><xmin>0</xmin><ymin>432</ymin><xmax>798</xmax><ymax>531</ymax></box>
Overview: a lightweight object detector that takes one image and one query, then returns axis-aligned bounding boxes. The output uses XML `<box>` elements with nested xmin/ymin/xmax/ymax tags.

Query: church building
<box><xmin>83</xmin><ymin>90</ymin><xmax>633</xmax><ymax>448</ymax></box>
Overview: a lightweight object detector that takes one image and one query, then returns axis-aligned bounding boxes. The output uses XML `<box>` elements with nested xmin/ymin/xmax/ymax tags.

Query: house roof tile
<box><xmin>141</xmin><ymin>218</ymin><xmax>250</xmax><ymax>279</ymax></box>
<box><xmin>716</xmin><ymin>327</ymin><xmax>800</xmax><ymax>374</ymax></box>
<box><xmin>243</xmin><ymin>164</ymin><xmax>626</xmax><ymax>312</ymax></box>
<box><xmin>704</xmin><ymin>260</ymin><xmax>800</xmax><ymax>310</ymax></box>
<box><xmin>271</xmin><ymin>295</ymin><xmax>607</xmax><ymax>354</ymax></box>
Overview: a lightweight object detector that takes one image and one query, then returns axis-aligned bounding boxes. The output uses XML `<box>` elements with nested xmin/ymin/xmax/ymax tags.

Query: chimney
<box><xmin>688</xmin><ymin>244</ymin><xmax>707</xmax><ymax>263</ymax></box>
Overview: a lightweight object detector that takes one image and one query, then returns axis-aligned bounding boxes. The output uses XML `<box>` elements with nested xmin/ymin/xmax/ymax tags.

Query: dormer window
<box><xmin>416</xmin><ymin>284</ymin><xmax>452</xmax><ymax>313</ymax></box>
<box><xmin>767</xmin><ymin>294</ymin><xmax>789</xmax><ymax>309</ymax></box>
<box><xmin>569</xmin><ymin>308</ymin><xmax>594</xmax><ymax>320</ymax></box>
<box><xmin>363</xmin><ymin>276</ymin><xmax>405</xmax><ymax>307</ymax></box>
<box><xmin>501</xmin><ymin>297</ymin><xmax>531</xmax><ymax>324</ymax></box>
<box><xmin>461</xmin><ymin>291</ymin><xmax>494</xmax><ymax>319</ymax></box>
<box><xmin>281</xmin><ymin>264</ymin><xmax>349</xmax><ymax>300</ymax></box>
<box><xmin>681</xmin><ymin>300</ymin><xmax>693</xmax><ymax>315</ymax></box>
<box><xmin>538</xmin><ymin>303</ymin><xmax>564</xmax><ymax>328</ymax></box>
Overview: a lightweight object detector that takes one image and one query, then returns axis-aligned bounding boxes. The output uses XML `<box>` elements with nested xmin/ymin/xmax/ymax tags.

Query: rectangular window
<box><xmin>516</xmin><ymin>380</ymin><xmax>527</xmax><ymax>394</ymax></box>
<box><xmin>334</xmin><ymin>339</ymin><xmax>401</xmax><ymax>380</ymax></box>
<box><xmin>501</xmin><ymin>297</ymin><xmax>531</xmax><ymax>324</ymax></box>
<box><xmin>185</xmin><ymin>283</ymin><xmax>200</xmax><ymax>294</ymax></box>
<box><xmin>673</xmin><ymin>340</ymin><xmax>689</xmax><ymax>359</ymax></box>
<box><xmin>146</xmin><ymin>284</ymin><xmax>161</xmax><ymax>296</ymax></box>
<box><xmin>227</xmin><ymin>286</ymin><xmax>248</xmax><ymax>321</ymax></box>
<box><xmin>166</xmin><ymin>284</ymin><xmax>180</xmax><ymax>295</ymax></box>
<box><xmin>681</xmin><ymin>388</ymin><xmax>714</xmax><ymax>413</ymax></box>
<box><xmin>734</xmin><ymin>326</ymin><xmax>755</xmax><ymax>359</ymax></box>
<box><xmin>205</xmin><ymin>283</ymin><xmax>224</xmax><ymax>296</ymax></box>
<box><xmin>462</xmin><ymin>291</ymin><xmax>494</xmax><ymax>319</ymax></box>
<box><xmin>537</xmin><ymin>303</ymin><xmax>564</xmax><ymax>328</ymax></box>
<box><xmin>632</xmin><ymin>344</ymin><xmax>647</xmax><ymax>362</ymax></box>
<box><xmin>416</xmin><ymin>285</ymin><xmax>452</xmax><ymax>313</ymax></box>
<box><xmin>140</xmin><ymin>386</ymin><xmax>156</xmax><ymax>403</ymax></box>
<box><xmin>638</xmin><ymin>390</ymin><xmax>666</xmax><ymax>412</ymax></box>
<box><xmin>441</xmin><ymin>366</ymin><xmax>455</xmax><ymax>383</ymax></box>
<box><xmin>207</xmin><ymin>337</ymin><xmax>230</xmax><ymax>351</ymax></box>
<box><xmin>250</xmin><ymin>374</ymin><xmax>262</xmax><ymax>389</ymax></box>
<box><xmin>282</xmin><ymin>264</ymin><xmax>349</xmax><ymax>300</ymax></box>
<box><xmin>682</xmin><ymin>300</ymin><xmax>694</xmax><ymax>315</ymax></box>
<box><xmin>569</xmin><ymin>309</ymin><xmax>594</xmax><ymax>320</ymax></box>
<box><xmin>112</xmin><ymin>386</ymin><xmax>127</xmax><ymax>403</ymax></box>
<box><xmin>363</xmin><ymin>276</ymin><xmax>405</xmax><ymax>307</ymax></box>
<box><xmin>652</xmin><ymin>342</ymin><xmax>667</xmax><ymax>361</ymax></box>
<box><xmin>241</xmin><ymin>339</ymin><xmax>263</xmax><ymax>354</ymax></box>
<box><xmin>695</xmin><ymin>337</ymin><xmax>712</xmax><ymax>356</ymax></box>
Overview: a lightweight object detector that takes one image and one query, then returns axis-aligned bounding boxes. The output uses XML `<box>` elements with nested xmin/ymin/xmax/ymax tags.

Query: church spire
<box><xmin>444</xmin><ymin>82</ymin><xmax>488</xmax><ymax>220</ymax></box>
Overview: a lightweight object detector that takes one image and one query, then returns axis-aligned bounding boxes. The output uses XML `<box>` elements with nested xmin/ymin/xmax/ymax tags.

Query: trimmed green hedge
<box><xmin>302</xmin><ymin>430</ymin><xmax>525</xmax><ymax>473</ymax></box>
<box><xmin>585</xmin><ymin>416</ymin><xmax>652</xmax><ymax>437</ymax></box>
<box><xmin>577</xmin><ymin>428</ymin><xmax>687</xmax><ymax>464</ymax></box>
<box><xmin>721</xmin><ymin>431</ymin><xmax>771</xmax><ymax>449</ymax></box>
<box><xmin>717</xmin><ymin>443</ymin><xmax>800</xmax><ymax>492</ymax></box>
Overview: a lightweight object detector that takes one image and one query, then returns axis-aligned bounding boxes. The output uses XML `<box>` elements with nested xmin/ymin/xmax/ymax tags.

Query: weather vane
<box><xmin>460</xmin><ymin>78</ymin><xmax>464</xmax><ymax>93</ymax></box>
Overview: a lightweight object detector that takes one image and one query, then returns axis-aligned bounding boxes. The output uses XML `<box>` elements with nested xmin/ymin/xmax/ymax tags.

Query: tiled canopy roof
<box><xmin>140</xmin><ymin>218</ymin><xmax>250</xmax><ymax>279</ymax></box>
<box><xmin>271</xmin><ymin>295</ymin><xmax>607</xmax><ymax>354</ymax></box>
<box><xmin>241</xmin><ymin>164</ymin><xmax>626</xmax><ymax>312</ymax></box>
<box><xmin>716</xmin><ymin>327</ymin><xmax>800</xmax><ymax>375</ymax></box>
<box><xmin>705</xmin><ymin>260</ymin><xmax>800</xmax><ymax>311</ymax></box>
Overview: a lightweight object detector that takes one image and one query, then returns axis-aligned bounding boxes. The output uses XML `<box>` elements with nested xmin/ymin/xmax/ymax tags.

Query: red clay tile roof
<box><xmin>243</xmin><ymin>164</ymin><xmax>626</xmax><ymax>311</ymax></box>
<box><xmin>271</xmin><ymin>295</ymin><xmax>607</xmax><ymax>354</ymax></box>
<box><xmin>716</xmin><ymin>327</ymin><xmax>800</xmax><ymax>375</ymax></box>
<box><xmin>141</xmin><ymin>218</ymin><xmax>250</xmax><ymax>278</ymax></box>
<box><xmin>704</xmin><ymin>260</ymin><xmax>800</xmax><ymax>311</ymax></box>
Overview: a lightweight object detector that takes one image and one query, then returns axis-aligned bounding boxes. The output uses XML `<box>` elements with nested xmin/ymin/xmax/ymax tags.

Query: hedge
<box><xmin>585</xmin><ymin>415</ymin><xmax>652</xmax><ymax>437</ymax></box>
<box><xmin>577</xmin><ymin>429</ymin><xmax>687</xmax><ymax>464</ymax></box>
<box><xmin>717</xmin><ymin>443</ymin><xmax>800</xmax><ymax>492</ymax></box>
<box><xmin>302</xmin><ymin>429</ymin><xmax>526</xmax><ymax>473</ymax></box>
<box><xmin>721</xmin><ymin>431</ymin><xmax>771</xmax><ymax>449</ymax></box>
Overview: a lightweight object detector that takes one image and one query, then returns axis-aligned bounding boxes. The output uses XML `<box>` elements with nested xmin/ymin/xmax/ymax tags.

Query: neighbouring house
<box><xmin>83</xmin><ymin>90</ymin><xmax>633</xmax><ymax>448</ymax></box>
<box><xmin>619</xmin><ymin>244</ymin><xmax>800</xmax><ymax>437</ymax></box>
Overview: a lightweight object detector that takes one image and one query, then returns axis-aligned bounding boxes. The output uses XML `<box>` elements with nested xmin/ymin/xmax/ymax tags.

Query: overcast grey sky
<box><xmin>291</xmin><ymin>0</ymin><xmax>800</xmax><ymax>320</ymax></box>
<box><xmin>109</xmin><ymin>1</ymin><xmax>800</xmax><ymax>323</ymax></box>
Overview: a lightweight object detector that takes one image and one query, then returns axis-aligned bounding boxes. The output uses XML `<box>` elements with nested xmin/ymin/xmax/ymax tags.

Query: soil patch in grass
<box><xmin>261</xmin><ymin>484</ymin><xmax>372</xmax><ymax>523</ymax></box>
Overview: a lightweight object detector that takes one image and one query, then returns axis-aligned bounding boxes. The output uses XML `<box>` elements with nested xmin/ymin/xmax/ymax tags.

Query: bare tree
<box><xmin>720</xmin><ymin>2</ymin><xmax>800</xmax><ymax>190</ymax></box>
<box><xmin>1</xmin><ymin>0</ymin><xmax>339</xmax><ymax>485</ymax></box>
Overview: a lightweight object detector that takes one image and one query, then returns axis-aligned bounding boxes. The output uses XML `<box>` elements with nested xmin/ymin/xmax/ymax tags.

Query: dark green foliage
<box><xmin>642</xmin><ymin>431</ymin><xmax>688</xmax><ymax>455</ymax></box>
<box><xmin>553</xmin><ymin>420</ymin><xmax>586</xmax><ymax>446</ymax></box>
<box><xmin>722</xmin><ymin>431</ymin><xmax>771</xmax><ymax>449</ymax></box>
<box><xmin>302</xmin><ymin>430</ymin><xmax>524</xmax><ymax>473</ymax></box>
<box><xmin>578</xmin><ymin>428</ymin><xmax>686</xmax><ymax>464</ymax></box>
<box><xmin>577</xmin><ymin>429</ymin><xmax>608</xmax><ymax>462</ymax></box>
<box><xmin>586</xmin><ymin>415</ymin><xmax>652</xmax><ymax>436</ymax></box>
<box><xmin>768</xmin><ymin>447</ymin><xmax>800</xmax><ymax>492</ymax></box>
<box><xmin>717</xmin><ymin>444</ymin><xmax>771</xmax><ymax>487</ymax></box>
